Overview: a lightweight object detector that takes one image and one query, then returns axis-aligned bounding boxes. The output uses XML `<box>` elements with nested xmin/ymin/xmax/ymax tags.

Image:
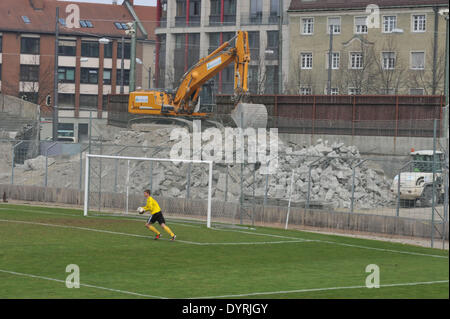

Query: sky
<box><xmin>61</xmin><ymin>0</ymin><xmax>156</xmax><ymax>5</ymax></box>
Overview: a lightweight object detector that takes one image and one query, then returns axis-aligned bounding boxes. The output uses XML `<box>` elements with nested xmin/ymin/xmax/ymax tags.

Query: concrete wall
<box><xmin>279</xmin><ymin>133</ymin><xmax>435</xmax><ymax>156</ymax></box>
<box><xmin>1</xmin><ymin>183</ymin><xmax>447</xmax><ymax>240</ymax></box>
<box><xmin>0</xmin><ymin>93</ymin><xmax>39</xmax><ymax>119</ymax></box>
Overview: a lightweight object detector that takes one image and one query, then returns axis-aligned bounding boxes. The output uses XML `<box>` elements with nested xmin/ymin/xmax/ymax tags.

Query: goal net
<box><xmin>83</xmin><ymin>154</ymin><xmax>214</xmax><ymax>228</ymax></box>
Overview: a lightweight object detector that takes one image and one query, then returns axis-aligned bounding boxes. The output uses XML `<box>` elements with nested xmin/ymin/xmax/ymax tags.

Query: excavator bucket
<box><xmin>231</xmin><ymin>103</ymin><xmax>268</xmax><ymax>128</ymax></box>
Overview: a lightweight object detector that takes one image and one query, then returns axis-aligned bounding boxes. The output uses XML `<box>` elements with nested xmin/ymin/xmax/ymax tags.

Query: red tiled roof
<box><xmin>0</xmin><ymin>0</ymin><xmax>135</xmax><ymax>38</ymax></box>
<box><xmin>134</xmin><ymin>5</ymin><xmax>157</xmax><ymax>41</ymax></box>
<box><xmin>289</xmin><ymin>0</ymin><xmax>449</xmax><ymax>11</ymax></box>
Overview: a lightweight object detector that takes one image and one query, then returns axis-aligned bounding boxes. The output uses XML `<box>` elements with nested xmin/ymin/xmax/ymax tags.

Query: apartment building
<box><xmin>287</xmin><ymin>0</ymin><xmax>448</xmax><ymax>95</ymax></box>
<box><xmin>0</xmin><ymin>0</ymin><xmax>156</xmax><ymax>141</ymax></box>
<box><xmin>154</xmin><ymin>0</ymin><xmax>290</xmax><ymax>95</ymax></box>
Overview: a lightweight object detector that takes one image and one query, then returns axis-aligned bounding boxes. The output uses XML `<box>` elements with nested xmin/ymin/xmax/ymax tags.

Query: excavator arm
<box><xmin>128</xmin><ymin>30</ymin><xmax>267</xmax><ymax>128</ymax></box>
<box><xmin>172</xmin><ymin>31</ymin><xmax>250</xmax><ymax>114</ymax></box>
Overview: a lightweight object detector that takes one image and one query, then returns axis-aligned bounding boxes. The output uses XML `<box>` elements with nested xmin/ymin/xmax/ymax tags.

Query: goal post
<box><xmin>83</xmin><ymin>153</ymin><xmax>213</xmax><ymax>228</ymax></box>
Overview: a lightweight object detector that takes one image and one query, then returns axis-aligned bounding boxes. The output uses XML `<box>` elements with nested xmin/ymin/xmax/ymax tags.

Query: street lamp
<box><xmin>135</xmin><ymin>57</ymin><xmax>152</xmax><ymax>89</ymax></box>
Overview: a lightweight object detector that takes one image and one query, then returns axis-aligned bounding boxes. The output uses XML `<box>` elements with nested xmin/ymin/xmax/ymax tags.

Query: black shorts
<box><xmin>147</xmin><ymin>212</ymin><xmax>165</xmax><ymax>225</ymax></box>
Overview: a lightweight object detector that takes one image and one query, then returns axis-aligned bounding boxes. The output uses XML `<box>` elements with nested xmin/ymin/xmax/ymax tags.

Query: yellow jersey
<box><xmin>142</xmin><ymin>196</ymin><xmax>161</xmax><ymax>215</ymax></box>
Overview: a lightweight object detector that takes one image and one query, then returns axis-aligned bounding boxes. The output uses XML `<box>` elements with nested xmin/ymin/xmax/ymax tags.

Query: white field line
<box><xmin>0</xmin><ymin>269</ymin><xmax>166</xmax><ymax>299</ymax></box>
<box><xmin>1</xmin><ymin>208</ymin><xmax>449</xmax><ymax>258</ymax></box>
<box><xmin>0</xmin><ymin>207</ymin><xmax>203</xmax><ymax>229</ymax></box>
<box><xmin>0</xmin><ymin>219</ymin><xmax>306</xmax><ymax>246</ymax></box>
<box><xmin>212</xmin><ymin>224</ymin><xmax>449</xmax><ymax>259</ymax></box>
<box><xmin>194</xmin><ymin>280</ymin><xmax>450</xmax><ymax>299</ymax></box>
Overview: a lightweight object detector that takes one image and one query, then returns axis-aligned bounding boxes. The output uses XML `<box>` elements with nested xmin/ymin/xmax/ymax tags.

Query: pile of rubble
<box><xmin>105</xmin><ymin>128</ymin><xmax>394</xmax><ymax>209</ymax></box>
<box><xmin>1</xmin><ymin>126</ymin><xmax>395</xmax><ymax>209</ymax></box>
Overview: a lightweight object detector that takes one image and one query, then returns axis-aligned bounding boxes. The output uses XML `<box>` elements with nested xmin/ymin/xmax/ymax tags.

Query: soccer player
<box><xmin>138</xmin><ymin>189</ymin><xmax>176</xmax><ymax>241</ymax></box>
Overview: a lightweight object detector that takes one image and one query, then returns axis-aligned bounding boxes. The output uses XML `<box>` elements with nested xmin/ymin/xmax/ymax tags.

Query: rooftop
<box><xmin>0</xmin><ymin>0</ymin><xmax>156</xmax><ymax>39</ymax></box>
<box><xmin>289</xmin><ymin>0</ymin><xmax>449</xmax><ymax>12</ymax></box>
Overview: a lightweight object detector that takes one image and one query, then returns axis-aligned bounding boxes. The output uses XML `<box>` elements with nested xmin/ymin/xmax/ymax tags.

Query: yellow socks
<box><xmin>147</xmin><ymin>225</ymin><xmax>160</xmax><ymax>235</ymax></box>
<box><xmin>163</xmin><ymin>225</ymin><xmax>174</xmax><ymax>237</ymax></box>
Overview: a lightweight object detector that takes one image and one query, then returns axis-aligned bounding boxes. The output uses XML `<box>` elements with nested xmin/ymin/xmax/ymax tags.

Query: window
<box><xmin>264</xmin><ymin>65</ymin><xmax>278</xmax><ymax>94</ymax></box>
<box><xmin>325</xmin><ymin>87</ymin><xmax>339</xmax><ymax>95</ymax></box>
<box><xmin>327</xmin><ymin>17</ymin><xmax>341</xmax><ymax>34</ymax></box>
<box><xmin>410</xmin><ymin>88</ymin><xmax>424</xmax><ymax>95</ymax></box>
<box><xmin>117</xmin><ymin>42</ymin><xmax>131</xmax><ymax>59</ymax></box>
<box><xmin>22</xmin><ymin>16</ymin><xmax>31</xmax><ymax>24</ymax></box>
<box><xmin>58</xmin><ymin>67</ymin><xmax>75</xmax><ymax>83</ymax></box>
<box><xmin>250</xmin><ymin>0</ymin><xmax>263</xmax><ymax>22</ymax></box>
<box><xmin>383</xmin><ymin>16</ymin><xmax>397</xmax><ymax>33</ymax></box>
<box><xmin>114</xmin><ymin>22</ymin><xmax>129</xmax><ymax>30</ymax></box>
<box><xmin>326</xmin><ymin>52</ymin><xmax>340</xmax><ymax>69</ymax></box>
<box><xmin>355</xmin><ymin>16</ymin><xmax>368</xmax><ymax>34</ymax></box>
<box><xmin>81</xmin><ymin>41</ymin><xmax>99</xmax><ymax>57</ymax></box>
<box><xmin>300</xmin><ymin>87</ymin><xmax>312</xmax><ymax>95</ymax></box>
<box><xmin>267</xmin><ymin>31</ymin><xmax>279</xmax><ymax>48</ymax></box>
<box><xmin>412</xmin><ymin>14</ymin><xmax>426</xmax><ymax>32</ymax></box>
<box><xmin>210</xmin><ymin>0</ymin><xmax>220</xmax><ymax>15</ymax></box>
<box><xmin>116</xmin><ymin>69</ymin><xmax>130</xmax><ymax>86</ymax></box>
<box><xmin>223</xmin><ymin>0</ymin><xmax>236</xmax><ymax>15</ymax></box>
<box><xmin>20</xmin><ymin>92</ymin><xmax>38</xmax><ymax>103</ymax></box>
<box><xmin>103</xmin><ymin>69</ymin><xmax>112</xmax><ymax>85</ymax></box>
<box><xmin>21</xmin><ymin>37</ymin><xmax>40</xmax><ymax>54</ymax></box>
<box><xmin>382</xmin><ymin>52</ymin><xmax>396</xmax><ymax>70</ymax></box>
<box><xmin>104</xmin><ymin>42</ymin><xmax>113</xmax><ymax>59</ymax></box>
<box><xmin>58</xmin><ymin>40</ymin><xmax>76</xmax><ymax>56</ymax></box>
<box><xmin>20</xmin><ymin>65</ymin><xmax>39</xmax><ymax>82</ymax></box>
<box><xmin>411</xmin><ymin>51</ymin><xmax>425</xmax><ymax>70</ymax></box>
<box><xmin>270</xmin><ymin>0</ymin><xmax>279</xmax><ymax>17</ymax></box>
<box><xmin>381</xmin><ymin>88</ymin><xmax>396</xmax><ymax>95</ymax></box>
<box><xmin>0</xmin><ymin>64</ymin><xmax>2</xmax><ymax>81</ymax></box>
<box><xmin>348</xmin><ymin>87</ymin><xmax>361</xmax><ymax>95</ymax></box>
<box><xmin>81</xmin><ymin>68</ymin><xmax>99</xmax><ymax>84</ymax></box>
<box><xmin>301</xmin><ymin>53</ymin><xmax>313</xmax><ymax>69</ymax></box>
<box><xmin>0</xmin><ymin>36</ymin><xmax>2</xmax><ymax>52</ymax></box>
<box><xmin>80</xmin><ymin>94</ymin><xmax>98</xmax><ymax>109</ymax></box>
<box><xmin>350</xmin><ymin>52</ymin><xmax>363</xmax><ymax>69</ymax></box>
<box><xmin>301</xmin><ymin>18</ymin><xmax>314</xmax><ymax>35</ymax></box>
<box><xmin>80</xmin><ymin>20</ymin><xmax>93</xmax><ymax>28</ymax></box>
<box><xmin>176</xmin><ymin>0</ymin><xmax>186</xmax><ymax>17</ymax></box>
<box><xmin>58</xmin><ymin>94</ymin><xmax>75</xmax><ymax>108</ymax></box>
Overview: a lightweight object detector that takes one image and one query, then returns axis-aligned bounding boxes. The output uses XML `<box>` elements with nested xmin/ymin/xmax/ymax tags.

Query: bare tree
<box><xmin>371</xmin><ymin>35</ymin><xmax>406</xmax><ymax>94</ymax></box>
<box><xmin>407</xmin><ymin>39</ymin><xmax>446</xmax><ymax>95</ymax></box>
<box><xmin>285</xmin><ymin>54</ymin><xmax>316</xmax><ymax>95</ymax></box>
<box><xmin>338</xmin><ymin>36</ymin><xmax>377</xmax><ymax>95</ymax></box>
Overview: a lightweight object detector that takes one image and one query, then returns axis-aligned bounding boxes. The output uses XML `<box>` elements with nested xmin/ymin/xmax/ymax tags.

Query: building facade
<box><xmin>154</xmin><ymin>0</ymin><xmax>290</xmax><ymax>95</ymax></box>
<box><xmin>0</xmin><ymin>0</ymin><xmax>156</xmax><ymax>141</ymax></box>
<box><xmin>287</xmin><ymin>0</ymin><xmax>448</xmax><ymax>96</ymax></box>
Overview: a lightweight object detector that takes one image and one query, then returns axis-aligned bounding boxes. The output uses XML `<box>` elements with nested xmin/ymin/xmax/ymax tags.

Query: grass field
<box><xmin>0</xmin><ymin>203</ymin><xmax>448</xmax><ymax>299</ymax></box>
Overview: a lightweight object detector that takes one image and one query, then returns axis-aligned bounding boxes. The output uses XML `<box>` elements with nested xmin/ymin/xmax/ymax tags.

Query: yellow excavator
<box><xmin>128</xmin><ymin>30</ymin><xmax>267</xmax><ymax>128</ymax></box>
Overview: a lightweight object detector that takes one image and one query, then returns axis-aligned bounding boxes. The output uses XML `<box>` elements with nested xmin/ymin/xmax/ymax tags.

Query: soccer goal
<box><xmin>83</xmin><ymin>154</ymin><xmax>214</xmax><ymax>228</ymax></box>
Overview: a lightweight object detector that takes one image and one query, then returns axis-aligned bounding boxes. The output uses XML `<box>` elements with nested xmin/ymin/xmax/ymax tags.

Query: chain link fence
<box><xmin>0</xmin><ymin>116</ymin><xmax>448</xmax><ymax>247</ymax></box>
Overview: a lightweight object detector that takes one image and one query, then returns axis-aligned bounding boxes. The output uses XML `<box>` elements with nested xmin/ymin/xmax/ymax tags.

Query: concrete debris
<box><xmin>1</xmin><ymin>126</ymin><xmax>395</xmax><ymax>209</ymax></box>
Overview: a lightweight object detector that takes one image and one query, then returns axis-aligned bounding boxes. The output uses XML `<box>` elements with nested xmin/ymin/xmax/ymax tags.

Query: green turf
<box><xmin>0</xmin><ymin>203</ymin><xmax>448</xmax><ymax>299</ymax></box>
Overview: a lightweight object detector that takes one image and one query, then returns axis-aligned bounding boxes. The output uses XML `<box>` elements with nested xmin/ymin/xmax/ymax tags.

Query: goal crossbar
<box><xmin>83</xmin><ymin>153</ymin><xmax>214</xmax><ymax>228</ymax></box>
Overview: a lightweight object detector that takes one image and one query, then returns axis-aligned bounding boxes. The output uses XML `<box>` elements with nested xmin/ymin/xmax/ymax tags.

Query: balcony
<box><xmin>240</xmin><ymin>12</ymin><xmax>288</xmax><ymax>25</ymax></box>
<box><xmin>175</xmin><ymin>16</ymin><xmax>186</xmax><ymax>27</ymax></box>
<box><xmin>188</xmin><ymin>15</ymin><xmax>201</xmax><ymax>27</ymax></box>
<box><xmin>208</xmin><ymin>14</ymin><xmax>236</xmax><ymax>26</ymax></box>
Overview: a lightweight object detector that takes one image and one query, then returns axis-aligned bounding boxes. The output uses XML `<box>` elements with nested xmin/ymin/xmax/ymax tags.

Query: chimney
<box><xmin>112</xmin><ymin>0</ymin><xmax>118</xmax><ymax>4</ymax></box>
<box><xmin>29</xmin><ymin>0</ymin><xmax>45</xmax><ymax>10</ymax></box>
<box><xmin>128</xmin><ymin>0</ymin><xmax>134</xmax><ymax>5</ymax></box>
